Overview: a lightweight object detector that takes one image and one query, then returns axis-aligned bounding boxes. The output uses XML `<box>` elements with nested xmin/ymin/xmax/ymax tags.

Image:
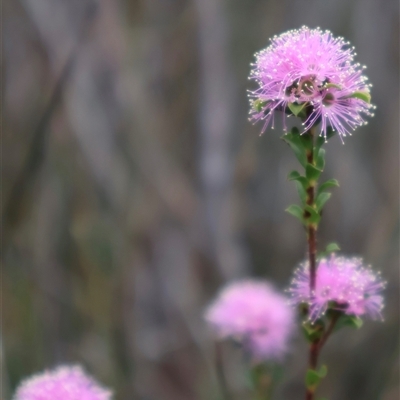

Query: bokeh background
<box><xmin>3</xmin><ymin>0</ymin><xmax>399</xmax><ymax>399</ymax></box>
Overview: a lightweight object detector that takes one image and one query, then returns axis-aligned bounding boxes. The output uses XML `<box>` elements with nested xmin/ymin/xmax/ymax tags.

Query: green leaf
<box><xmin>339</xmin><ymin>315</ymin><xmax>363</xmax><ymax>329</ymax></box>
<box><xmin>302</xmin><ymin>321</ymin><xmax>325</xmax><ymax>343</ymax></box>
<box><xmin>295</xmin><ymin>181</ymin><xmax>307</xmax><ymax>205</ymax></box>
<box><xmin>288</xmin><ymin>101</ymin><xmax>307</xmax><ymax>116</ymax></box>
<box><xmin>304</xmin><ymin>205</ymin><xmax>321</xmax><ymax>225</ymax></box>
<box><xmin>318</xmin><ymin>365</ymin><xmax>328</xmax><ymax>378</ymax></box>
<box><xmin>316</xmin><ymin>192</ymin><xmax>331</xmax><ymax>212</ymax></box>
<box><xmin>326</xmin><ymin>126</ymin><xmax>336</xmax><ymax>140</ymax></box>
<box><xmin>316</xmin><ymin>148</ymin><xmax>326</xmax><ymax>170</ymax></box>
<box><xmin>286</xmin><ymin>205</ymin><xmax>305</xmax><ymax>224</ymax></box>
<box><xmin>306</xmin><ymin>365</ymin><xmax>328</xmax><ymax>390</ymax></box>
<box><xmin>288</xmin><ymin>170</ymin><xmax>301</xmax><ymax>181</ymax></box>
<box><xmin>343</xmin><ymin>90</ymin><xmax>371</xmax><ymax>103</ymax></box>
<box><xmin>325</xmin><ymin>242</ymin><xmax>340</xmax><ymax>253</ymax></box>
<box><xmin>317</xmin><ymin>179</ymin><xmax>339</xmax><ymax>196</ymax></box>
<box><xmin>282</xmin><ymin>130</ymin><xmax>307</xmax><ymax>168</ymax></box>
<box><xmin>287</xmin><ymin>171</ymin><xmax>308</xmax><ymax>204</ymax></box>
<box><xmin>306</xmin><ymin>163</ymin><xmax>322</xmax><ymax>182</ymax></box>
<box><xmin>315</xmin><ymin>135</ymin><xmax>325</xmax><ymax>155</ymax></box>
<box><xmin>306</xmin><ymin>369</ymin><xmax>321</xmax><ymax>390</ymax></box>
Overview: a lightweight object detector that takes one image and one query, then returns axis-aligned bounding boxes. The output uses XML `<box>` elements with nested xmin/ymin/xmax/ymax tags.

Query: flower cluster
<box><xmin>289</xmin><ymin>255</ymin><xmax>386</xmax><ymax>322</ymax></box>
<box><xmin>204</xmin><ymin>280</ymin><xmax>295</xmax><ymax>361</ymax></box>
<box><xmin>249</xmin><ymin>26</ymin><xmax>374</xmax><ymax>140</ymax></box>
<box><xmin>13</xmin><ymin>365</ymin><xmax>112</xmax><ymax>400</ymax></box>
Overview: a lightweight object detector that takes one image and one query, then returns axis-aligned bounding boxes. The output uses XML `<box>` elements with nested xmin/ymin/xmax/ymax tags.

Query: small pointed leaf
<box><xmin>334</xmin><ymin>314</ymin><xmax>364</xmax><ymax>332</ymax></box>
<box><xmin>295</xmin><ymin>181</ymin><xmax>307</xmax><ymax>205</ymax></box>
<box><xmin>306</xmin><ymin>370</ymin><xmax>321</xmax><ymax>390</ymax></box>
<box><xmin>316</xmin><ymin>192</ymin><xmax>331</xmax><ymax>211</ymax></box>
<box><xmin>317</xmin><ymin>179</ymin><xmax>339</xmax><ymax>196</ymax></box>
<box><xmin>343</xmin><ymin>91</ymin><xmax>371</xmax><ymax>103</ymax></box>
<box><xmin>306</xmin><ymin>163</ymin><xmax>322</xmax><ymax>182</ymax></box>
<box><xmin>304</xmin><ymin>205</ymin><xmax>321</xmax><ymax>225</ymax></box>
<box><xmin>286</xmin><ymin>205</ymin><xmax>305</xmax><ymax>224</ymax></box>
<box><xmin>318</xmin><ymin>365</ymin><xmax>328</xmax><ymax>378</ymax></box>
<box><xmin>288</xmin><ymin>102</ymin><xmax>307</xmax><ymax>116</ymax></box>
<box><xmin>326</xmin><ymin>243</ymin><xmax>340</xmax><ymax>253</ymax></box>
<box><xmin>288</xmin><ymin>170</ymin><xmax>301</xmax><ymax>181</ymax></box>
<box><xmin>282</xmin><ymin>130</ymin><xmax>307</xmax><ymax>168</ymax></box>
<box><xmin>316</xmin><ymin>148</ymin><xmax>326</xmax><ymax>170</ymax></box>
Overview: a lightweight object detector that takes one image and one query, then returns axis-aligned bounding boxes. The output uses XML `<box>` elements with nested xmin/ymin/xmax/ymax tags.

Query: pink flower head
<box><xmin>249</xmin><ymin>26</ymin><xmax>375</xmax><ymax>140</ymax></box>
<box><xmin>13</xmin><ymin>365</ymin><xmax>112</xmax><ymax>400</ymax></box>
<box><xmin>204</xmin><ymin>280</ymin><xmax>295</xmax><ymax>361</ymax></box>
<box><xmin>289</xmin><ymin>255</ymin><xmax>386</xmax><ymax>322</ymax></box>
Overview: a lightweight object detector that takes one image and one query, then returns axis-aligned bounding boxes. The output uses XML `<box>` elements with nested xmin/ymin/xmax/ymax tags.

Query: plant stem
<box><xmin>305</xmin><ymin>125</ymin><xmax>318</xmax><ymax>400</ymax></box>
<box><xmin>306</xmin><ymin>126</ymin><xmax>317</xmax><ymax>295</ymax></box>
<box><xmin>318</xmin><ymin>313</ymin><xmax>340</xmax><ymax>350</ymax></box>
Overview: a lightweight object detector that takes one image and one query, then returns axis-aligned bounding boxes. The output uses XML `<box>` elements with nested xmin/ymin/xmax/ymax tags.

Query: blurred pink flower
<box><xmin>289</xmin><ymin>255</ymin><xmax>386</xmax><ymax>322</ymax></box>
<box><xmin>249</xmin><ymin>26</ymin><xmax>374</xmax><ymax>139</ymax></box>
<box><xmin>205</xmin><ymin>280</ymin><xmax>295</xmax><ymax>361</ymax></box>
<box><xmin>13</xmin><ymin>365</ymin><xmax>112</xmax><ymax>400</ymax></box>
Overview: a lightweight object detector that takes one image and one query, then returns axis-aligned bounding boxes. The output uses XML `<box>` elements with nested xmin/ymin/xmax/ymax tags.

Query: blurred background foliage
<box><xmin>3</xmin><ymin>0</ymin><xmax>399</xmax><ymax>399</ymax></box>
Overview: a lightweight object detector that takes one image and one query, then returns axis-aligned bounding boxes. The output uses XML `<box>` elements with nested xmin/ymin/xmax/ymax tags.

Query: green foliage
<box><xmin>315</xmin><ymin>148</ymin><xmax>325</xmax><ymax>170</ymax></box>
<box><xmin>286</xmin><ymin>205</ymin><xmax>305</xmax><ymax>224</ymax></box>
<box><xmin>282</xmin><ymin>129</ymin><xmax>308</xmax><ymax>167</ymax></box>
<box><xmin>343</xmin><ymin>91</ymin><xmax>371</xmax><ymax>103</ymax></box>
<box><xmin>302</xmin><ymin>320</ymin><xmax>325</xmax><ymax>343</ymax></box>
<box><xmin>317</xmin><ymin>179</ymin><xmax>339</xmax><ymax>196</ymax></box>
<box><xmin>316</xmin><ymin>192</ymin><xmax>331</xmax><ymax>212</ymax></box>
<box><xmin>304</xmin><ymin>205</ymin><xmax>321</xmax><ymax>225</ymax></box>
<box><xmin>288</xmin><ymin>101</ymin><xmax>307</xmax><ymax>117</ymax></box>
<box><xmin>305</xmin><ymin>365</ymin><xmax>328</xmax><ymax>391</ymax></box>
<box><xmin>325</xmin><ymin>242</ymin><xmax>340</xmax><ymax>253</ymax></box>
<box><xmin>334</xmin><ymin>314</ymin><xmax>364</xmax><ymax>331</ymax></box>
<box><xmin>306</xmin><ymin>163</ymin><xmax>322</xmax><ymax>182</ymax></box>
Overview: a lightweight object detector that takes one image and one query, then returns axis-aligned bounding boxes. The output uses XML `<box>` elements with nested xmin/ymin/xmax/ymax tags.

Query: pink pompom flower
<box><xmin>249</xmin><ymin>26</ymin><xmax>375</xmax><ymax>140</ymax></box>
<box><xmin>204</xmin><ymin>280</ymin><xmax>295</xmax><ymax>362</ymax></box>
<box><xmin>289</xmin><ymin>255</ymin><xmax>386</xmax><ymax>323</ymax></box>
<box><xmin>13</xmin><ymin>365</ymin><xmax>112</xmax><ymax>400</ymax></box>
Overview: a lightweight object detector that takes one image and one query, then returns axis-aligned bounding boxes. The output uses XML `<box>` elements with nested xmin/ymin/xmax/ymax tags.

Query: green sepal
<box><xmin>302</xmin><ymin>320</ymin><xmax>325</xmax><ymax>343</ymax></box>
<box><xmin>286</xmin><ymin>205</ymin><xmax>305</xmax><ymax>224</ymax></box>
<box><xmin>305</xmin><ymin>365</ymin><xmax>328</xmax><ymax>391</ymax></box>
<box><xmin>306</xmin><ymin>163</ymin><xmax>322</xmax><ymax>182</ymax></box>
<box><xmin>334</xmin><ymin>314</ymin><xmax>364</xmax><ymax>332</ymax></box>
<box><xmin>316</xmin><ymin>192</ymin><xmax>331</xmax><ymax>212</ymax></box>
<box><xmin>288</xmin><ymin>101</ymin><xmax>307</xmax><ymax>116</ymax></box>
<box><xmin>317</xmin><ymin>179</ymin><xmax>339</xmax><ymax>196</ymax></box>
<box><xmin>318</xmin><ymin>242</ymin><xmax>340</xmax><ymax>260</ymax></box>
<box><xmin>282</xmin><ymin>128</ymin><xmax>308</xmax><ymax>167</ymax></box>
<box><xmin>315</xmin><ymin>148</ymin><xmax>326</xmax><ymax>171</ymax></box>
<box><xmin>304</xmin><ymin>205</ymin><xmax>321</xmax><ymax>225</ymax></box>
<box><xmin>343</xmin><ymin>91</ymin><xmax>371</xmax><ymax>104</ymax></box>
<box><xmin>325</xmin><ymin>242</ymin><xmax>340</xmax><ymax>253</ymax></box>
